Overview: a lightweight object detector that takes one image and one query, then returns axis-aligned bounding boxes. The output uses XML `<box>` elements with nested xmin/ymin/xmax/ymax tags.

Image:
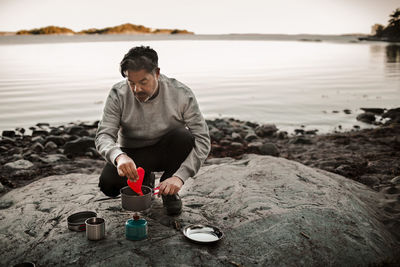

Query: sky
<box><xmin>0</xmin><ymin>0</ymin><xmax>398</xmax><ymax>35</ymax></box>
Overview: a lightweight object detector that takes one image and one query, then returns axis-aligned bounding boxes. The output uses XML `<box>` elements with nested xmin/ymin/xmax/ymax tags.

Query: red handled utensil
<box><xmin>153</xmin><ymin>186</ymin><xmax>160</xmax><ymax>196</ymax></box>
<box><xmin>127</xmin><ymin>167</ymin><xmax>145</xmax><ymax>196</ymax></box>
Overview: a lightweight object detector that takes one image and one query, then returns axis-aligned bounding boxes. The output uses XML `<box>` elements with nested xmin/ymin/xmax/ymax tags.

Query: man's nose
<box><xmin>134</xmin><ymin>85</ymin><xmax>143</xmax><ymax>92</ymax></box>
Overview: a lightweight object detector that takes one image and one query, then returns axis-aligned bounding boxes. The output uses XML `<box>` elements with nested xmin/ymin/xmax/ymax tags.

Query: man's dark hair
<box><xmin>120</xmin><ymin>46</ymin><xmax>159</xmax><ymax>77</ymax></box>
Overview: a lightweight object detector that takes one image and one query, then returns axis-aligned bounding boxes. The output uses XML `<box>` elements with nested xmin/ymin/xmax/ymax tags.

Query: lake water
<box><xmin>0</xmin><ymin>34</ymin><xmax>399</xmax><ymax>133</ymax></box>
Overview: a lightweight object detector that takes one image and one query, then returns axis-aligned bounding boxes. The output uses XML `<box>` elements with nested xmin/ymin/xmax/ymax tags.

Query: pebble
<box><xmin>390</xmin><ymin>176</ymin><xmax>400</xmax><ymax>185</ymax></box>
<box><xmin>4</xmin><ymin>159</ymin><xmax>34</xmax><ymax>170</ymax></box>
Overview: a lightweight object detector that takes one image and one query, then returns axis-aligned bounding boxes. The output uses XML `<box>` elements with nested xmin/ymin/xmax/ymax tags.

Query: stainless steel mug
<box><xmin>85</xmin><ymin>217</ymin><xmax>105</xmax><ymax>241</ymax></box>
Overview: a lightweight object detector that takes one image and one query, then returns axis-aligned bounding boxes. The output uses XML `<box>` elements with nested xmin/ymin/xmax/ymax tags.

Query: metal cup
<box><xmin>85</xmin><ymin>217</ymin><xmax>105</xmax><ymax>241</ymax></box>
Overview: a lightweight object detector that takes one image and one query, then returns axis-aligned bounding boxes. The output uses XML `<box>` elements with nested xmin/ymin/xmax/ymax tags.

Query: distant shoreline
<box><xmin>0</xmin><ymin>23</ymin><xmax>194</xmax><ymax>36</ymax></box>
<box><xmin>0</xmin><ymin>33</ymin><xmax>368</xmax><ymax>46</ymax></box>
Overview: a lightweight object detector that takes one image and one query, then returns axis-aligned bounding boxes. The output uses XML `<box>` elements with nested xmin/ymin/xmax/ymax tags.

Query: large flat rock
<box><xmin>1</xmin><ymin>154</ymin><xmax>398</xmax><ymax>266</ymax></box>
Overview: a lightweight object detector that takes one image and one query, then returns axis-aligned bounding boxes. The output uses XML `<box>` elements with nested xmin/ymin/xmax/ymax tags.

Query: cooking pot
<box><xmin>67</xmin><ymin>211</ymin><xmax>97</xmax><ymax>231</ymax></box>
<box><xmin>120</xmin><ymin>185</ymin><xmax>152</xmax><ymax>211</ymax></box>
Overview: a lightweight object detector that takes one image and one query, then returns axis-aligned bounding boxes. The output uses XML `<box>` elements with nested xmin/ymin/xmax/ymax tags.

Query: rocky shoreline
<box><xmin>1</xmin><ymin>107</ymin><xmax>399</xmax><ymax>198</ymax></box>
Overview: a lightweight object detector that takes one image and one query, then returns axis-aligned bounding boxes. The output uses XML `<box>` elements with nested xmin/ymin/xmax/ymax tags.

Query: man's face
<box><xmin>126</xmin><ymin>68</ymin><xmax>160</xmax><ymax>103</ymax></box>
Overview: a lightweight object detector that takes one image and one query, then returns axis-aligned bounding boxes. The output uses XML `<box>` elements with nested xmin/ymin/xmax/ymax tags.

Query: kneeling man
<box><xmin>95</xmin><ymin>46</ymin><xmax>211</xmax><ymax>215</ymax></box>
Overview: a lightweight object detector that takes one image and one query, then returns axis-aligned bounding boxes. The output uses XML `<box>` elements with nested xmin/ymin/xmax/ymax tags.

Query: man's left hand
<box><xmin>158</xmin><ymin>176</ymin><xmax>183</xmax><ymax>196</ymax></box>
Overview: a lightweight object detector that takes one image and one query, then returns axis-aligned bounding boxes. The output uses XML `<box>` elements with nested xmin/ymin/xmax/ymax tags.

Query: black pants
<box><xmin>98</xmin><ymin>127</ymin><xmax>195</xmax><ymax>197</ymax></box>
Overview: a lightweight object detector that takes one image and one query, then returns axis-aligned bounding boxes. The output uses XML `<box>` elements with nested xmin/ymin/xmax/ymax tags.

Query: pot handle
<box><xmin>153</xmin><ymin>186</ymin><xmax>160</xmax><ymax>196</ymax></box>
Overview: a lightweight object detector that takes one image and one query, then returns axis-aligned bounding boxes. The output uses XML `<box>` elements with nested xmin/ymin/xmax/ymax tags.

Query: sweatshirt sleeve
<box><xmin>95</xmin><ymin>87</ymin><xmax>125</xmax><ymax>166</ymax></box>
<box><xmin>173</xmin><ymin>89</ymin><xmax>211</xmax><ymax>182</ymax></box>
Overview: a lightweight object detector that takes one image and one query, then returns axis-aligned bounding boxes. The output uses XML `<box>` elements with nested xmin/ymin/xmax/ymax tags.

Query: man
<box><xmin>95</xmin><ymin>46</ymin><xmax>211</xmax><ymax>215</ymax></box>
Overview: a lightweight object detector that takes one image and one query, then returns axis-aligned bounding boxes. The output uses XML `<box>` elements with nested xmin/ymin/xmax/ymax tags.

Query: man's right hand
<box><xmin>115</xmin><ymin>154</ymin><xmax>139</xmax><ymax>182</ymax></box>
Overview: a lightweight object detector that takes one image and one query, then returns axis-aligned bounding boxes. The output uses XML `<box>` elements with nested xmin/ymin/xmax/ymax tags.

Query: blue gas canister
<box><xmin>125</xmin><ymin>217</ymin><xmax>148</xmax><ymax>241</ymax></box>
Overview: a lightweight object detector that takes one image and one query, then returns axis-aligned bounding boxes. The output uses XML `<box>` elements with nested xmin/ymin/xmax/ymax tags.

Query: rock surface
<box><xmin>1</xmin><ymin>155</ymin><xmax>399</xmax><ymax>266</ymax></box>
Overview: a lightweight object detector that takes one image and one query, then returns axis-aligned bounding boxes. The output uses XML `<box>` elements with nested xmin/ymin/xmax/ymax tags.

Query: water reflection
<box><xmin>385</xmin><ymin>45</ymin><xmax>400</xmax><ymax>63</ymax></box>
<box><xmin>370</xmin><ymin>44</ymin><xmax>400</xmax><ymax>77</ymax></box>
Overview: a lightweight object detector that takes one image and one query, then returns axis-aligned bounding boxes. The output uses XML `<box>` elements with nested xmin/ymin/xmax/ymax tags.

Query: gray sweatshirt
<box><xmin>95</xmin><ymin>74</ymin><xmax>211</xmax><ymax>182</ymax></box>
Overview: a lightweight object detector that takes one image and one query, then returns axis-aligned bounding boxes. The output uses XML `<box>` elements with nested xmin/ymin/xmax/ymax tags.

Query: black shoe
<box><xmin>162</xmin><ymin>194</ymin><xmax>182</xmax><ymax>215</ymax></box>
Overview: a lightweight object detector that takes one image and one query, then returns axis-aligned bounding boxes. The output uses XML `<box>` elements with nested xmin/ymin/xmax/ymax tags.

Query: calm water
<box><xmin>0</xmin><ymin>34</ymin><xmax>399</xmax><ymax>133</ymax></box>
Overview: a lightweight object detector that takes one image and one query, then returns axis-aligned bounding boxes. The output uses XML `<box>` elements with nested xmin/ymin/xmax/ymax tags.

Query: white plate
<box><xmin>182</xmin><ymin>224</ymin><xmax>224</xmax><ymax>244</ymax></box>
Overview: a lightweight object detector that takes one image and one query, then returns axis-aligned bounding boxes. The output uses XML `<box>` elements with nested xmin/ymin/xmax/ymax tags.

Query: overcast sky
<box><xmin>0</xmin><ymin>0</ymin><xmax>398</xmax><ymax>34</ymax></box>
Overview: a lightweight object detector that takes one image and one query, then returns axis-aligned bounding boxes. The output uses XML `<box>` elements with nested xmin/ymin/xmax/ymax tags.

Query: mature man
<box><xmin>95</xmin><ymin>46</ymin><xmax>211</xmax><ymax>215</ymax></box>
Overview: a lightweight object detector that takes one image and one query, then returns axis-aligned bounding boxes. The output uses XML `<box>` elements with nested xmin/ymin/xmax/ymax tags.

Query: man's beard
<box><xmin>134</xmin><ymin>86</ymin><xmax>156</xmax><ymax>103</ymax></box>
<box><xmin>135</xmin><ymin>93</ymin><xmax>151</xmax><ymax>103</ymax></box>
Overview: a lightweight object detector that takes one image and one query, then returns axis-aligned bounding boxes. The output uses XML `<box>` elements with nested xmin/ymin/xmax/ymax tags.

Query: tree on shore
<box><xmin>372</xmin><ymin>8</ymin><xmax>400</xmax><ymax>40</ymax></box>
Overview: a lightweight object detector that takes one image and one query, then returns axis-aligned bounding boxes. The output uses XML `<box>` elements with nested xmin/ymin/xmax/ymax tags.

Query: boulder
<box><xmin>31</xmin><ymin>136</ymin><xmax>45</xmax><ymax>145</ymax></box>
<box><xmin>0</xmin><ymin>137</ymin><xmax>16</xmax><ymax>145</ymax></box>
<box><xmin>356</xmin><ymin>112</ymin><xmax>376</xmax><ymax>124</ymax></box>
<box><xmin>32</xmin><ymin>130</ymin><xmax>49</xmax><ymax>137</ymax></box>
<box><xmin>231</xmin><ymin>132</ymin><xmax>242</xmax><ymax>142</ymax></box>
<box><xmin>39</xmin><ymin>154</ymin><xmax>68</xmax><ymax>164</ymax></box>
<box><xmin>4</xmin><ymin>159</ymin><xmax>34</xmax><ymax>170</ymax></box>
<box><xmin>290</xmin><ymin>136</ymin><xmax>312</xmax><ymax>145</ymax></box>
<box><xmin>45</xmin><ymin>135</ymin><xmax>66</xmax><ymax>146</ymax></box>
<box><xmin>259</xmin><ymin>142</ymin><xmax>280</xmax><ymax>156</ymax></box>
<box><xmin>49</xmin><ymin>128</ymin><xmax>64</xmax><ymax>136</ymax></box>
<box><xmin>2</xmin><ymin>130</ymin><xmax>15</xmax><ymax>138</ymax></box>
<box><xmin>247</xmin><ymin>141</ymin><xmax>263</xmax><ymax>151</ymax></box>
<box><xmin>382</xmin><ymin>108</ymin><xmax>400</xmax><ymax>123</ymax></box>
<box><xmin>230</xmin><ymin>142</ymin><xmax>243</xmax><ymax>149</ymax></box>
<box><xmin>244</xmin><ymin>131</ymin><xmax>258</xmax><ymax>142</ymax></box>
<box><xmin>255</xmin><ymin>124</ymin><xmax>278</xmax><ymax>137</ymax></box>
<box><xmin>0</xmin><ymin>155</ymin><xmax>398</xmax><ymax>266</ymax></box>
<box><xmin>209</xmin><ymin>128</ymin><xmax>224</xmax><ymax>142</ymax></box>
<box><xmin>219</xmin><ymin>139</ymin><xmax>231</xmax><ymax>146</ymax></box>
<box><xmin>44</xmin><ymin>141</ymin><xmax>58</xmax><ymax>151</ymax></box>
<box><xmin>391</xmin><ymin>176</ymin><xmax>400</xmax><ymax>185</ymax></box>
<box><xmin>36</xmin><ymin>123</ymin><xmax>50</xmax><ymax>128</ymax></box>
<box><xmin>31</xmin><ymin>142</ymin><xmax>44</xmax><ymax>153</ymax></box>
<box><xmin>63</xmin><ymin>137</ymin><xmax>95</xmax><ymax>156</ymax></box>
<box><xmin>360</xmin><ymin>108</ymin><xmax>385</xmax><ymax>115</ymax></box>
